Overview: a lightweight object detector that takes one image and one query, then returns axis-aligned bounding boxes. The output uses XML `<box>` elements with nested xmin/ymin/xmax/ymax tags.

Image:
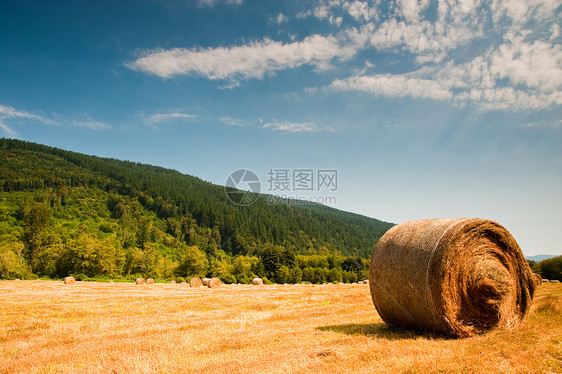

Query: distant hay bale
<box><xmin>170</xmin><ymin>280</ymin><xmax>176</xmax><ymax>284</ymax></box>
<box><xmin>369</xmin><ymin>218</ymin><xmax>536</xmax><ymax>338</ymax></box>
<box><xmin>64</xmin><ymin>276</ymin><xmax>75</xmax><ymax>285</ymax></box>
<box><xmin>551</xmin><ymin>280</ymin><xmax>560</xmax><ymax>283</ymax></box>
<box><xmin>252</xmin><ymin>278</ymin><xmax>263</xmax><ymax>285</ymax></box>
<box><xmin>136</xmin><ymin>278</ymin><xmax>145</xmax><ymax>285</ymax></box>
<box><xmin>108</xmin><ymin>280</ymin><xmax>115</xmax><ymax>285</ymax></box>
<box><xmin>542</xmin><ymin>279</ymin><xmax>549</xmax><ymax>283</ymax></box>
<box><xmin>532</xmin><ymin>273</ymin><xmax>542</xmax><ymax>286</ymax></box>
<box><xmin>189</xmin><ymin>277</ymin><xmax>202</xmax><ymax>288</ymax></box>
<box><xmin>207</xmin><ymin>277</ymin><xmax>221</xmax><ymax>288</ymax></box>
<box><xmin>146</xmin><ymin>278</ymin><xmax>155</xmax><ymax>285</ymax></box>
<box><xmin>363</xmin><ymin>280</ymin><xmax>369</xmax><ymax>284</ymax></box>
<box><xmin>202</xmin><ymin>278</ymin><xmax>211</xmax><ymax>286</ymax></box>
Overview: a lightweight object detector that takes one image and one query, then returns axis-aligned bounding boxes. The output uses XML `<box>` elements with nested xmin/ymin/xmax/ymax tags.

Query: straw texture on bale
<box><xmin>135</xmin><ymin>278</ymin><xmax>145</xmax><ymax>285</ymax></box>
<box><xmin>189</xmin><ymin>277</ymin><xmax>202</xmax><ymax>288</ymax></box>
<box><xmin>202</xmin><ymin>278</ymin><xmax>211</xmax><ymax>287</ymax></box>
<box><xmin>64</xmin><ymin>276</ymin><xmax>75</xmax><ymax>285</ymax></box>
<box><xmin>369</xmin><ymin>218</ymin><xmax>536</xmax><ymax>338</ymax></box>
<box><xmin>252</xmin><ymin>278</ymin><xmax>263</xmax><ymax>285</ymax></box>
<box><xmin>532</xmin><ymin>273</ymin><xmax>543</xmax><ymax>286</ymax></box>
<box><xmin>207</xmin><ymin>277</ymin><xmax>221</xmax><ymax>288</ymax></box>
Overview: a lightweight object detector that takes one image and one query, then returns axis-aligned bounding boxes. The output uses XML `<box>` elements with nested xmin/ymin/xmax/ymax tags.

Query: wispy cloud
<box><xmin>128</xmin><ymin>34</ymin><xmax>356</xmax><ymax>80</ymax></box>
<box><xmin>144</xmin><ymin>112</ymin><xmax>199</xmax><ymax>123</ymax></box>
<box><xmin>326</xmin><ymin>0</ymin><xmax>562</xmax><ymax>111</ymax></box>
<box><xmin>264</xmin><ymin>121</ymin><xmax>333</xmax><ymax>133</ymax></box>
<box><xmin>140</xmin><ymin>111</ymin><xmax>199</xmax><ymax>130</ymax></box>
<box><xmin>71</xmin><ymin>119</ymin><xmax>111</xmax><ymax>130</ymax></box>
<box><xmin>0</xmin><ymin>121</ymin><xmax>18</xmax><ymax>138</ymax></box>
<box><xmin>0</xmin><ymin>104</ymin><xmax>58</xmax><ymax>125</ymax></box>
<box><xmin>0</xmin><ymin>104</ymin><xmax>111</xmax><ymax>134</ymax></box>
<box><xmin>196</xmin><ymin>0</ymin><xmax>243</xmax><ymax>8</ymax></box>
<box><xmin>129</xmin><ymin>0</ymin><xmax>561</xmax><ymax>113</ymax></box>
<box><xmin>0</xmin><ymin>104</ymin><xmax>59</xmax><ymax>137</ymax></box>
<box><xmin>220</xmin><ymin>116</ymin><xmax>251</xmax><ymax>127</ymax></box>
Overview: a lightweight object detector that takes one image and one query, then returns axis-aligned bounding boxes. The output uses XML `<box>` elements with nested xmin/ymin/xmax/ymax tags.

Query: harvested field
<box><xmin>0</xmin><ymin>280</ymin><xmax>560</xmax><ymax>374</ymax></box>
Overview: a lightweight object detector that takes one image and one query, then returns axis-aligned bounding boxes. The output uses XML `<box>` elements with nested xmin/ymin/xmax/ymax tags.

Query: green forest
<box><xmin>0</xmin><ymin>138</ymin><xmax>394</xmax><ymax>283</ymax></box>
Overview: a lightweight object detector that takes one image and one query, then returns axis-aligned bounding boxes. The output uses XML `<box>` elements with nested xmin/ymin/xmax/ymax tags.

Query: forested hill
<box><xmin>0</xmin><ymin>138</ymin><xmax>393</xmax><ymax>283</ymax></box>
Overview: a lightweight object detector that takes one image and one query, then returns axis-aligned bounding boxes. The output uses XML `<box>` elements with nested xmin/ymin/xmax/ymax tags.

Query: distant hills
<box><xmin>0</xmin><ymin>138</ymin><xmax>393</xmax><ymax>282</ymax></box>
<box><xmin>526</xmin><ymin>255</ymin><xmax>557</xmax><ymax>262</ymax></box>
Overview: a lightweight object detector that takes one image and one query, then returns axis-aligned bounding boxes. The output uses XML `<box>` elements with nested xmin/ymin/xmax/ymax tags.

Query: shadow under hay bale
<box><xmin>208</xmin><ymin>277</ymin><xmax>221</xmax><ymax>288</ymax></box>
<box><xmin>252</xmin><ymin>278</ymin><xmax>263</xmax><ymax>285</ymax></box>
<box><xmin>64</xmin><ymin>276</ymin><xmax>75</xmax><ymax>285</ymax></box>
<box><xmin>135</xmin><ymin>278</ymin><xmax>145</xmax><ymax>285</ymax></box>
<box><xmin>369</xmin><ymin>218</ymin><xmax>536</xmax><ymax>338</ymax></box>
<box><xmin>189</xmin><ymin>277</ymin><xmax>202</xmax><ymax>288</ymax></box>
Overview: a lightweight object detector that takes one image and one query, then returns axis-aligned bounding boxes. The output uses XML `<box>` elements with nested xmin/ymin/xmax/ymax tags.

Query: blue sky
<box><xmin>1</xmin><ymin>0</ymin><xmax>561</xmax><ymax>256</ymax></box>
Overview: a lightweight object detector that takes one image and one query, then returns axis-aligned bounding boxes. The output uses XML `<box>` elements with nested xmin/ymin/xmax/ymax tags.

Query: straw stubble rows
<box><xmin>0</xmin><ymin>280</ymin><xmax>560</xmax><ymax>373</ymax></box>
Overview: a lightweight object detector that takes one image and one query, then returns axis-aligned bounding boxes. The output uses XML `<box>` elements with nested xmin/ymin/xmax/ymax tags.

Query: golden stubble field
<box><xmin>0</xmin><ymin>280</ymin><xmax>560</xmax><ymax>374</ymax></box>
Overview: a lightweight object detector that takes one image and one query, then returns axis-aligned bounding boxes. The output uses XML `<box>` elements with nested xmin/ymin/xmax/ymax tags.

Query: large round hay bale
<box><xmin>252</xmin><ymin>278</ymin><xmax>263</xmax><ymax>285</ymax></box>
<box><xmin>369</xmin><ymin>218</ymin><xmax>536</xmax><ymax>338</ymax></box>
<box><xmin>135</xmin><ymin>278</ymin><xmax>145</xmax><ymax>285</ymax></box>
<box><xmin>146</xmin><ymin>278</ymin><xmax>155</xmax><ymax>285</ymax></box>
<box><xmin>64</xmin><ymin>276</ymin><xmax>75</xmax><ymax>285</ymax></box>
<box><xmin>189</xmin><ymin>277</ymin><xmax>202</xmax><ymax>288</ymax></box>
<box><xmin>202</xmin><ymin>278</ymin><xmax>211</xmax><ymax>286</ymax></box>
<box><xmin>207</xmin><ymin>277</ymin><xmax>221</xmax><ymax>288</ymax></box>
<box><xmin>532</xmin><ymin>273</ymin><xmax>542</xmax><ymax>286</ymax></box>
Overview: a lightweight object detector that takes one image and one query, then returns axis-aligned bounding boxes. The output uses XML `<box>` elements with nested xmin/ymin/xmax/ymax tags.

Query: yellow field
<box><xmin>0</xmin><ymin>280</ymin><xmax>560</xmax><ymax>374</ymax></box>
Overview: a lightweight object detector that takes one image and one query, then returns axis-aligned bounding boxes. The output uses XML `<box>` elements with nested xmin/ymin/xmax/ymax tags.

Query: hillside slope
<box><xmin>0</xmin><ymin>138</ymin><xmax>393</xmax><ymax>282</ymax></box>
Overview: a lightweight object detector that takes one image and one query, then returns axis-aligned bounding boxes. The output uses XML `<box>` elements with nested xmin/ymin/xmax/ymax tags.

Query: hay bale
<box><xmin>532</xmin><ymin>273</ymin><xmax>543</xmax><ymax>286</ymax></box>
<box><xmin>542</xmin><ymin>279</ymin><xmax>549</xmax><ymax>283</ymax></box>
<box><xmin>64</xmin><ymin>276</ymin><xmax>75</xmax><ymax>285</ymax></box>
<box><xmin>369</xmin><ymin>218</ymin><xmax>536</xmax><ymax>338</ymax></box>
<box><xmin>252</xmin><ymin>278</ymin><xmax>263</xmax><ymax>285</ymax></box>
<box><xmin>146</xmin><ymin>278</ymin><xmax>155</xmax><ymax>285</ymax></box>
<box><xmin>551</xmin><ymin>280</ymin><xmax>560</xmax><ymax>283</ymax></box>
<box><xmin>136</xmin><ymin>278</ymin><xmax>145</xmax><ymax>285</ymax></box>
<box><xmin>202</xmin><ymin>278</ymin><xmax>211</xmax><ymax>286</ymax></box>
<box><xmin>189</xmin><ymin>277</ymin><xmax>202</xmax><ymax>288</ymax></box>
<box><xmin>170</xmin><ymin>280</ymin><xmax>176</xmax><ymax>284</ymax></box>
<box><xmin>207</xmin><ymin>277</ymin><xmax>221</xmax><ymax>288</ymax></box>
<box><xmin>108</xmin><ymin>280</ymin><xmax>115</xmax><ymax>285</ymax></box>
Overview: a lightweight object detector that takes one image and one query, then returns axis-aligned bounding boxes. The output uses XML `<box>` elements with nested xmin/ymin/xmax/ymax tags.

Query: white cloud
<box><xmin>145</xmin><ymin>112</ymin><xmax>198</xmax><ymax>123</ymax></box>
<box><xmin>220</xmin><ymin>116</ymin><xmax>251</xmax><ymax>127</ymax></box>
<box><xmin>264</xmin><ymin>121</ymin><xmax>332</xmax><ymax>133</ymax></box>
<box><xmin>332</xmin><ymin>74</ymin><xmax>453</xmax><ymax>101</ymax></box>
<box><xmin>0</xmin><ymin>104</ymin><xmax>57</xmax><ymax>125</ymax></box>
<box><xmin>0</xmin><ymin>121</ymin><xmax>18</xmax><ymax>138</ymax></box>
<box><xmin>0</xmin><ymin>104</ymin><xmax>111</xmax><ymax>131</ymax></box>
<box><xmin>128</xmin><ymin>34</ymin><xmax>356</xmax><ymax>80</ymax></box>
<box><xmin>196</xmin><ymin>0</ymin><xmax>243</xmax><ymax>7</ymax></box>
<box><xmin>274</xmin><ymin>13</ymin><xmax>288</xmax><ymax>24</ymax></box>
<box><xmin>71</xmin><ymin>120</ymin><xmax>111</xmax><ymax>130</ymax></box>
<box><xmin>344</xmin><ymin>1</ymin><xmax>379</xmax><ymax>22</ymax></box>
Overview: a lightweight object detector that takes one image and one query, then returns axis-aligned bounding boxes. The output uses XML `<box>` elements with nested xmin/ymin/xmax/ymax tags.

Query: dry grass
<box><xmin>0</xmin><ymin>280</ymin><xmax>560</xmax><ymax>374</ymax></box>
